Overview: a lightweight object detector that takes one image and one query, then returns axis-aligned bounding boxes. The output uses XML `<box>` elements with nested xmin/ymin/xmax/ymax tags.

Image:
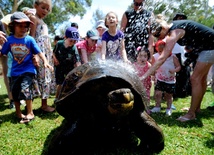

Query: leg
<box><xmin>165</xmin><ymin>92</ymin><xmax>172</xmax><ymax>109</ymax></box>
<box><xmin>1</xmin><ymin>57</ymin><xmax>13</xmax><ymax>103</ymax></box>
<box><xmin>25</xmin><ymin>99</ymin><xmax>35</xmax><ymax>119</ymax></box>
<box><xmin>165</xmin><ymin>92</ymin><xmax>173</xmax><ymax>116</ymax></box>
<box><xmin>14</xmin><ymin>101</ymin><xmax>25</xmax><ymax>119</ymax></box>
<box><xmin>41</xmin><ymin>98</ymin><xmax>55</xmax><ymax>112</ymax></box>
<box><xmin>177</xmin><ymin>61</ymin><xmax>212</xmax><ymax>121</ymax></box>
<box><xmin>55</xmin><ymin>84</ymin><xmax>62</xmax><ymax>100</ymax></box>
<box><xmin>151</xmin><ymin>90</ymin><xmax>162</xmax><ymax>113</ymax></box>
<box><xmin>154</xmin><ymin>90</ymin><xmax>162</xmax><ymax>107</ymax></box>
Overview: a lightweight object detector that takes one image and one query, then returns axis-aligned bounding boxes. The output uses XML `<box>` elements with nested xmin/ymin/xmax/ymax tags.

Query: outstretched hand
<box><xmin>0</xmin><ymin>31</ymin><xmax>7</xmax><ymax>45</ymax></box>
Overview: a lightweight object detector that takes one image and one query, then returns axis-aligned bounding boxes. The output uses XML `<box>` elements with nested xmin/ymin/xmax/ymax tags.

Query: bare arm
<box><xmin>37</xmin><ymin>52</ymin><xmax>53</xmax><ymax>71</ymax></box>
<box><xmin>169</xmin><ymin>55</ymin><xmax>181</xmax><ymax>73</ymax></box>
<box><xmin>101</xmin><ymin>40</ymin><xmax>107</xmax><ymax>60</ymax></box>
<box><xmin>147</xmin><ymin>19</ymin><xmax>154</xmax><ymax>61</ymax></box>
<box><xmin>121</xmin><ymin>38</ymin><xmax>130</xmax><ymax>63</ymax></box>
<box><xmin>80</xmin><ymin>49</ymin><xmax>88</xmax><ymax>63</ymax></box>
<box><xmin>120</xmin><ymin>13</ymin><xmax>127</xmax><ymax>32</ymax></box>
<box><xmin>29</xmin><ymin>15</ymin><xmax>37</xmax><ymax>38</ymax></box>
<box><xmin>142</xmin><ymin>29</ymin><xmax>185</xmax><ymax>79</ymax></box>
<box><xmin>0</xmin><ymin>31</ymin><xmax>7</xmax><ymax>45</ymax></box>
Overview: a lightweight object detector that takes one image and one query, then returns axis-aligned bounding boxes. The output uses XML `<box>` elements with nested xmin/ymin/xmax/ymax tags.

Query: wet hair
<box><xmin>104</xmin><ymin>11</ymin><xmax>118</xmax><ymax>28</ymax></box>
<box><xmin>173</xmin><ymin>13</ymin><xmax>187</xmax><ymax>21</ymax></box>
<box><xmin>150</xmin><ymin>14</ymin><xmax>168</xmax><ymax>37</ymax></box>
<box><xmin>137</xmin><ymin>47</ymin><xmax>150</xmax><ymax>60</ymax></box>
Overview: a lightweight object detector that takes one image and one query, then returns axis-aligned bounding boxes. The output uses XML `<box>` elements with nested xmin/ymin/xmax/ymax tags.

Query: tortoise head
<box><xmin>107</xmin><ymin>88</ymin><xmax>134</xmax><ymax>116</ymax></box>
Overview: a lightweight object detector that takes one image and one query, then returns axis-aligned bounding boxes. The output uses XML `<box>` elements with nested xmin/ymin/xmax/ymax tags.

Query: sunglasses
<box><xmin>153</xmin><ymin>26</ymin><xmax>162</xmax><ymax>38</ymax></box>
<box><xmin>134</xmin><ymin>2</ymin><xmax>143</xmax><ymax>6</ymax></box>
<box><xmin>91</xmin><ymin>39</ymin><xmax>97</xmax><ymax>43</ymax></box>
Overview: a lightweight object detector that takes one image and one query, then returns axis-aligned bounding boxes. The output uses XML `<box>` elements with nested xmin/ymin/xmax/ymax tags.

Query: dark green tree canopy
<box><xmin>0</xmin><ymin>0</ymin><xmax>92</xmax><ymax>35</ymax></box>
<box><xmin>1</xmin><ymin>0</ymin><xmax>214</xmax><ymax>35</ymax></box>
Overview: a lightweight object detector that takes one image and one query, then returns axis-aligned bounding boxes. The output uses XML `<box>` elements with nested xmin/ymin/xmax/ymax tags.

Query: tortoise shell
<box><xmin>53</xmin><ymin>60</ymin><xmax>164</xmax><ymax>154</ymax></box>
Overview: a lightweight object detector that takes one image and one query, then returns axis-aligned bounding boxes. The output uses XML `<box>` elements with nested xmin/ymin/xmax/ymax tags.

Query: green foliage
<box><xmin>91</xmin><ymin>8</ymin><xmax>105</xmax><ymax>30</ymax></box>
<box><xmin>0</xmin><ymin>0</ymin><xmax>92</xmax><ymax>35</ymax></box>
<box><xmin>1</xmin><ymin>0</ymin><xmax>214</xmax><ymax>39</ymax></box>
<box><xmin>0</xmin><ymin>78</ymin><xmax>214</xmax><ymax>154</ymax></box>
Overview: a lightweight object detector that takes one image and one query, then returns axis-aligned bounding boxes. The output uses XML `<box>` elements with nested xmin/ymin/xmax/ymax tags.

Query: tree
<box><xmin>147</xmin><ymin>0</ymin><xmax>214</xmax><ymax>27</ymax></box>
<box><xmin>0</xmin><ymin>0</ymin><xmax>92</xmax><ymax>35</ymax></box>
<box><xmin>91</xmin><ymin>8</ymin><xmax>105</xmax><ymax>30</ymax></box>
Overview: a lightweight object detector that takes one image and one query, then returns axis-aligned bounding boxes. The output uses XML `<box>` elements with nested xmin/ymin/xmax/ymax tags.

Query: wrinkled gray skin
<box><xmin>48</xmin><ymin>60</ymin><xmax>164</xmax><ymax>155</ymax></box>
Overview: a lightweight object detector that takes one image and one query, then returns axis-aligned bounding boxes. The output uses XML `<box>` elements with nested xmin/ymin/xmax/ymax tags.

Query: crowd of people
<box><xmin>0</xmin><ymin>0</ymin><xmax>214</xmax><ymax>124</ymax></box>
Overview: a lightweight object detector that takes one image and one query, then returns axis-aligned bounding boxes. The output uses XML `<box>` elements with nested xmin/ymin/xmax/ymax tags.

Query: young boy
<box><xmin>0</xmin><ymin>12</ymin><xmax>53</xmax><ymax>123</ymax></box>
<box><xmin>53</xmin><ymin>27</ymin><xmax>81</xmax><ymax>101</ymax></box>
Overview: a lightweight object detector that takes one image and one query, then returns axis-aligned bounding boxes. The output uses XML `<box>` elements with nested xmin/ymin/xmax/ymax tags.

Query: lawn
<box><xmin>0</xmin><ymin>77</ymin><xmax>214</xmax><ymax>155</ymax></box>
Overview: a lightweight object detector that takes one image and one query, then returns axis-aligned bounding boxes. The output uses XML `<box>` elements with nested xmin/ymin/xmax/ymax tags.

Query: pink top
<box><xmin>76</xmin><ymin>40</ymin><xmax>96</xmax><ymax>54</ymax></box>
<box><xmin>133</xmin><ymin>61</ymin><xmax>152</xmax><ymax>101</ymax></box>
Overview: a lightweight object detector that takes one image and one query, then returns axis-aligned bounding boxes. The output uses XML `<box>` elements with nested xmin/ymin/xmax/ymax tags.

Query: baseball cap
<box><xmin>96</xmin><ymin>20</ymin><xmax>106</xmax><ymax>29</ymax></box>
<box><xmin>65</xmin><ymin>27</ymin><xmax>80</xmax><ymax>40</ymax></box>
<box><xmin>10</xmin><ymin>12</ymin><xmax>34</xmax><ymax>24</ymax></box>
<box><xmin>86</xmin><ymin>30</ymin><xmax>99</xmax><ymax>40</ymax></box>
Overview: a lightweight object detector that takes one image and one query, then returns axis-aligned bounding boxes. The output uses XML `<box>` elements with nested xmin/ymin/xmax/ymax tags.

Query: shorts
<box><xmin>55</xmin><ymin>65</ymin><xmax>73</xmax><ymax>85</ymax></box>
<box><xmin>155</xmin><ymin>80</ymin><xmax>175</xmax><ymax>94</ymax></box>
<box><xmin>197</xmin><ymin>50</ymin><xmax>214</xmax><ymax>63</ymax></box>
<box><xmin>55</xmin><ymin>70</ymin><xmax>67</xmax><ymax>85</ymax></box>
<box><xmin>11</xmin><ymin>72</ymin><xmax>35</xmax><ymax>101</ymax></box>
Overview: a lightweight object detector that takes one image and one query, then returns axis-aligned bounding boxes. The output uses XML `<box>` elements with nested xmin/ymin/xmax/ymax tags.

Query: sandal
<box><xmin>176</xmin><ymin>115</ymin><xmax>196</xmax><ymax>122</ymax></box>
<box><xmin>20</xmin><ymin>117</ymin><xmax>35</xmax><ymax>124</ymax></box>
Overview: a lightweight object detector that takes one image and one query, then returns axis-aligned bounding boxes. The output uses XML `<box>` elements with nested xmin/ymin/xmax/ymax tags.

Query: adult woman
<box><xmin>143</xmin><ymin>17</ymin><xmax>214</xmax><ymax>122</ymax></box>
<box><xmin>120</xmin><ymin>0</ymin><xmax>154</xmax><ymax>62</ymax></box>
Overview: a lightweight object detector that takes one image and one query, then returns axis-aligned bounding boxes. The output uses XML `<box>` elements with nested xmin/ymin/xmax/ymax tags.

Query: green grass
<box><xmin>0</xmin><ymin>77</ymin><xmax>214</xmax><ymax>155</ymax></box>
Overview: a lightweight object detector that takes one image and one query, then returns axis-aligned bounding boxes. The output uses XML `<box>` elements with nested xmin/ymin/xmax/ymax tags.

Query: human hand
<box><xmin>44</xmin><ymin>63</ymin><xmax>54</xmax><ymax>72</ymax></box>
<box><xmin>125</xmin><ymin>60</ymin><xmax>131</xmax><ymax>64</ymax></box>
<box><xmin>0</xmin><ymin>31</ymin><xmax>7</xmax><ymax>45</ymax></box>
<box><xmin>32</xmin><ymin>55</ymin><xmax>40</xmax><ymax>67</ymax></box>
<box><xmin>169</xmin><ymin>70</ymin><xmax>175</xmax><ymax>74</ymax></box>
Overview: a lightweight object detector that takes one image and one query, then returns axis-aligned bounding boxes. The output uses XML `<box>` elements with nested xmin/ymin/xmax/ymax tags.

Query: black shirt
<box><xmin>170</xmin><ymin>20</ymin><xmax>214</xmax><ymax>50</ymax></box>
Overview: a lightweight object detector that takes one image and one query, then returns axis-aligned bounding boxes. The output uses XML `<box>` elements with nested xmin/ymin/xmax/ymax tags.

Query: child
<box><xmin>0</xmin><ymin>12</ymin><xmax>53</xmax><ymax>123</ymax></box>
<box><xmin>150</xmin><ymin>40</ymin><xmax>181</xmax><ymax>116</ymax></box>
<box><xmin>29</xmin><ymin>0</ymin><xmax>55</xmax><ymax>112</ymax></box>
<box><xmin>133</xmin><ymin>47</ymin><xmax>152</xmax><ymax>104</ymax></box>
<box><xmin>101</xmin><ymin>11</ymin><xmax>129</xmax><ymax>62</ymax></box>
<box><xmin>95</xmin><ymin>20</ymin><xmax>107</xmax><ymax>59</ymax></box>
<box><xmin>76</xmin><ymin>30</ymin><xmax>99</xmax><ymax>63</ymax></box>
<box><xmin>53</xmin><ymin>27</ymin><xmax>81</xmax><ymax>101</ymax></box>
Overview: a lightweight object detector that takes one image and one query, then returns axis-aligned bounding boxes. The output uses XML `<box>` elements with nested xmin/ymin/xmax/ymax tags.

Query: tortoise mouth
<box><xmin>107</xmin><ymin>88</ymin><xmax>134</xmax><ymax>115</ymax></box>
<box><xmin>108</xmin><ymin>101</ymin><xmax>134</xmax><ymax>115</ymax></box>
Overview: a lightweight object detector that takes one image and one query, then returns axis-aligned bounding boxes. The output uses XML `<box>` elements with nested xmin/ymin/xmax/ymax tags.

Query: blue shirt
<box><xmin>1</xmin><ymin>35</ymin><xmax>41</xmax><ymax>76</ymax></box>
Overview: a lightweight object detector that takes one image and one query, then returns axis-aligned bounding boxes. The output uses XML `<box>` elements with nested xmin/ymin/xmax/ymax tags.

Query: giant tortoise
<box><xmin>47</xmin><ymin>60</ymin><xmax>164</xmax><ymax>154</ymax></box>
